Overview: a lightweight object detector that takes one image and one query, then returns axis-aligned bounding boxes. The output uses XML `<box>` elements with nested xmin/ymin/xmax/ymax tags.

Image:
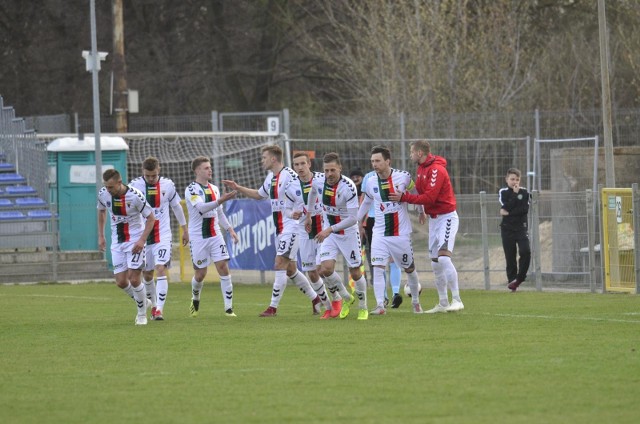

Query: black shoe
<box><xmin>383</xmin><ymin>297</ymin><xmax>389</xmax><ymax>307</ymax></box>
<box><xmin>391</xmin><ymin>293</ymin><xmax>403</xmax><ymax>309</ymax></box>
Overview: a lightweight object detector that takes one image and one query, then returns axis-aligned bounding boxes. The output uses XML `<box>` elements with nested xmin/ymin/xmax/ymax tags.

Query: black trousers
<box><xmin>501</xmin><ymin>227</ymin><xmax>531</xmax><ymax>283</ymax></box>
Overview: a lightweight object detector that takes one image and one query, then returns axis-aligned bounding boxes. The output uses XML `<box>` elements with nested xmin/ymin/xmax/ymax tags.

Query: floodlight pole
<box><xmin>597</xmin><ymin>0</ymin><xmax>615</xmax><ymax>187</ymax></box>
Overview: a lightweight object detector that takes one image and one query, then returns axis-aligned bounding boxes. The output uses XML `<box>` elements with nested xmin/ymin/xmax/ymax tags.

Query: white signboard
<box><xmin>69</xmin><ymin>164</ymin><xmax>114</xmax><ymax>184</ymax></box>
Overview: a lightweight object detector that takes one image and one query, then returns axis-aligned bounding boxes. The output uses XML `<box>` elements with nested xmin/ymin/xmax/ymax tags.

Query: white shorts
<box><xmin>298</xmin><ymin>235</ymin><xmax>320</xmax><ymax>271</ymax></box>
<box><xmin>111</xmin><ymin>241</ymin><xmax>145</xmax><ymax>274</ymax></box>
<box><xmin>319</xmin><ymin>232</ymin><xmax>362</xmax><ymax>269</ymax></box>
<box><xmin>190</xmin><ymin>235</ymin><xmax>230</xmax><ymax>269</ymax></box>
<box><xmin>144</xmin><ymin>240</ymin><xmax>172</xmax><ymax>271</ymax></box>
<box><xmin>428</xmin><ymin>211</ymin><xmax>459</xmax><ymax>258</ymax></box>
<box><xmin>370</xmin><ymin>234</ymin><xmax>414</xmax><ymax>269</ymax></box>
<box><xmin>276</xmin><ymin>233</ymin><xmax>299</xmax><ymax>260</ymax></box>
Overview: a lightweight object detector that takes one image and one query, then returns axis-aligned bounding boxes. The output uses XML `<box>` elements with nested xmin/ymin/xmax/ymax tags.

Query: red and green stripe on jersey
<box><xmin>322</xmin><ymin>181</ymin><xmax>344</xmax><ymax>235</ymax></box>
<box><xmin>111</xmin><ymin>195</ymin><xmax>131</xmax><ymax>243</ymax></box>
<box><xmin>300</xmin><ymin>179</ymin><xmax>322</xmax><ymax>238</ymax></box>
<box><xmin>270</xmin><ymin>172</ymin><xmax>285</xmax><ymax>234</ymax></box>
<box><xmin>378</xmin><ymin>176</ymin><xmax>400</xmax><ymax>236</ymax></box>
<box><xmin>200</xmin><ymin>183</ymin><xmax>218</xmax><ymax>239</ymax></box>
<box><xmin>145</xmin><ymin>182</ymin><xmax>161</xmax><ymax>245</ymax></box>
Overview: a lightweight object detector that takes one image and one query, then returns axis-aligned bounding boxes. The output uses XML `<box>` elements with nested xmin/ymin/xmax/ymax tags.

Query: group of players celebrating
<box><xmin>97</xmin><ymin>140</ymin><xmax>464</xmax><ymax>325</ymax></box>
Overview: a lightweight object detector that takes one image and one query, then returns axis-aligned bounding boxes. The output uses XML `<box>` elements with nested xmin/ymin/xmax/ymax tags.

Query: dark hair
<box><xmin>293</xmin><ymin>152</ymin><xmax>311</xmax><ymax>163</ymax></box>
<box><xmin>371</xmin><ymin>145</ymin><xmax>391</xmax><ymax>161</ymax></box>
<box><xmin>506</xmin><ymin>168</ymin><xmax>521</xmax><ymax>178</ymax></box>
<box><xmin>191</xmin><ymin>156</ymin><xmax>210</xmax><ymax>172</ymax></box>
<box><xmin>142</xmin><ymin>156</ymin><xmax>160</xmax><ymax>171</ymax></box>
<box><xmin>102</xmin><ymin>169</ymin><xmax>121</xmax><ymax>182</ymax></box>
<box><xmin>349</xmin><ymin>168</ymin><xmax>364</xmax><ymax>178</ymax></box>
<box><xmin>323</xmin><ymin>152</ymin><xmax>341</xmax><ymax>166</ymax></box>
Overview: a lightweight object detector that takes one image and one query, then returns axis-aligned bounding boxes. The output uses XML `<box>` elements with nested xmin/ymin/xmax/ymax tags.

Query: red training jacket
<box><xmin>401</xmin><ymin>153</ymin><xmax>457</xmax><ymax>216</ymax></box>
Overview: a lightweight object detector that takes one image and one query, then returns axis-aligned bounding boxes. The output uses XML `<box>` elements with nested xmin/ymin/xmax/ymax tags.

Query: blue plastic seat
<box><xmin>15</xmin><ymin>197</ymin><xmax>47</xmax><ymax>207</ymax></box>
<box><xmin>0</xmin><ymin>173</ymin><xmax>26</xmax><ymax>183</ymax></box>
<box><xmin>0</xmin><ymin>210</ymin><xmax>26</xmax><ymax>220</ymax></box>
<box><xmin>0</xmin><ymin>199</ymin><xmax>12</xmax><ymax>207</ymax></box>
<box><xmin>27</xmin><ymin>210</ymin><xmax>52</xmax><ymax>219</ymax></box>
<box><xmin>0</xmin><ymin>163</ymin><xmax>15</xmax><ymax>172</ymax></box>
<box><xmin>5</xmin><ymin>185</ymin><xmax>36</xmax><ymax>195</ymax></box>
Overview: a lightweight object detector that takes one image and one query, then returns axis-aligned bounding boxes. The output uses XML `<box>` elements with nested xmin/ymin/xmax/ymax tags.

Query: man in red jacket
<box><xmin>389</xmin><ymin>140</ymin><xmax>464</xmax><ymax>313</ymax></box>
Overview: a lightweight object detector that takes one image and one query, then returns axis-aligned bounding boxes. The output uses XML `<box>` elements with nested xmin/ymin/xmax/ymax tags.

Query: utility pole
<box><xmin>597</xmin><ymin>0</ymin><xmax>615</xmax><ymax>187</ymax></box>
<box><xmin>112</xmin><ymin>0</ymin><xmax>128</xmax><ymax>133</ymax></box>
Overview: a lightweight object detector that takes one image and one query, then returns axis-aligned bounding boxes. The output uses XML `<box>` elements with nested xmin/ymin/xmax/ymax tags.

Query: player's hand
<box><xmin>182</xmin><ymin>231</ymin><xmax>189</xmax><ymax>246</ymax></box>
<box><xmin>219</xmin><ymin>190</ymin><xmax>237</xmax><ymax>204</ymax></box>
<box><xmin>98</xmin><ymin>236</ymin><xmax>106</xmax><ymax>252</ymax></box>
<box><xmin>132</xmin><ymin>239</ymin><xmax>145</xmax><ymax>254</ymax></box>
<box><xmin>222</xmin><ymin>180</ymin><xmax>238</xmax><ymax>191</ymax></box>
<box><xmin>513</xmin><ymin>183</ymin><xmax>520</xmax><ymax>193</ymax></box>
<box><xmin>229</xmin><ymin>228</ymin><xmax>239</xmax><ymax>244</ymax></box>
<box><xmin>388</xmin><ymin>192</ymin><xmax>402</xmax><ymax>202</ymax></box>
<box><xmin>500</xmin><ymin>208</ymin><xmax>509</xmax><ymax>216</ymax></box>
<box><xmin>418</xmin><ymin>212</ymin><xmax>427</xmax><ymax>225</ymax></box>
<box><xmin>304</xmin><ymin>216</ymin><xmax>312</xmax><ymax>233</ymax></box>
<box><xmin>291</xmin><ymin>210</ymin><xmax>303</xmax><ymax>220</ymax></box>
<box><xmin>314</xmin><ymin>227</ymin><xmax>332</xmax><ymax>243</ymax></box>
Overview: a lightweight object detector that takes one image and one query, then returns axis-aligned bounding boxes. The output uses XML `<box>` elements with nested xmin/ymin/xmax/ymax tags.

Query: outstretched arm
<box><xmin>222</xmin><ymin>180</ymin><xmax>262</xmax><ymax>200</ymax></box>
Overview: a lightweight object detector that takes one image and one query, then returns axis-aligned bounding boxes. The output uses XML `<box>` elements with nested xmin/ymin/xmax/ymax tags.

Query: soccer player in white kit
<box><xmin>129</xmin><ymin>157</ymin><xmax>189</xmax><ymax>321</ymax></box>
<box><xmin>306</xmin><ymin>152</ymin><xmax>369</xmax><ymax>320</ymax></box>
<box><xmin>291</xmin><ymin>152</ymin><xmax>338</xmax><ymax>318</ymax></box>
<box><xmin>97</xmin><ymin>169</ymin><xmax>156</xmax><ymax>325</ymax></box>
<box><xmin>223</xmin><ymin>145</ymin><xmax>320</xmax><ymax>317</ymax></box>
<box><xmin>185</xmin><ymin>156</ymin><xmax>239</xmax><ymax>317</ymax></box>
<box><xmin>357</xmin><ymin>146</ymin><xmax>425</xmax><ymax>315</ymax></box>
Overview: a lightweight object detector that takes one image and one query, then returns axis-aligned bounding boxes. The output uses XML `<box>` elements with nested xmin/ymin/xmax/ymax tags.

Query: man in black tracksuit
<box><xmin>499</xmin><ymin>168</ymin><xmax>531</xmax><ymax>292</ymax></box>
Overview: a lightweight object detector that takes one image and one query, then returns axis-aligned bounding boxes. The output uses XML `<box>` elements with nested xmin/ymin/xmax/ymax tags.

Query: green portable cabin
<box><xmin>47</xmin><ymin>137</ymin><xmax>128</xmax><ymax>265</ymax></box>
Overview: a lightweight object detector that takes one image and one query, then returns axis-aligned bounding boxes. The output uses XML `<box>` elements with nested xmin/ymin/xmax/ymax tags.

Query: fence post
<box><xmin>597</xmin><ymin>184</ymin><xmax>606</xmax><ymax>292</ymax></box>
<box><xmin>211</xmin><ymin>110</ymin><xmax>218</xmax><ymax>131</ymax></box>
<box><xmin>586</xmin><ymin>189</ymin><xmax>597</xmax><ymax>293</ymax></box>
<box><xmin>530</xmin><ymin>190</ymin><xmax>542</xmax><ymax>291</ymax></box>
<box><xmin>632</xmin><ymin>183</ymin><xmax>640</xmax><ymax>294</ymax></box>
<box><xmin>51</xmin><ymin>203</ymin><xmax>58</xmax><ymax>282</ymax></box>
<box><xmin>399</xmin><ymin>112</ymin><xmax>407</xmax><ymax>171</ymax></box>
<box><xmin>480</xmin><ymin>191</ymin><xmax>491</xmax><ymax>290</ymax></box>
<box><xmin>283</xmin><ymin>108</ymin><xmax>290</xmax><ymax>138</ymax></box>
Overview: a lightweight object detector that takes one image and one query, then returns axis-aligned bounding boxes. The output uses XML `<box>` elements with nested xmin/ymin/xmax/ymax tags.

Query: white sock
<box><xmin>220</xmin><ymin>274</ymin><xmax>233</xmax><ymax>310</ymax></box>
<box><xmin>310</xmin><ymin>277</ymin><xmax>331</xmax><ymax>309</ymax></box>
<box><xmin>431</xmin><ymin>261</ymin><xmax>449</xmax><ymax>307</ymax></box>
<box><xmin>328</xmin><ymin>272</ymin><xmax>352</xmax><ymax>302</ymax></box>
<box><xmin>191</xmin><ymin>277</ymin><xmax>203</xmax><ymax>301</ymax></box>
<box><xmin>270</xmin><ymin>270</ymin><xmax>288</xmax><ymax>308</ymax></box>
<box><xmin>354</xmin><ymin>275</ymin><xmax>368</xmax><ymax>309</ymax></box>
<box><xmin>439</xmin><ymin>256</ymin><xmax>461</xmax><ymax>301</ymax></box>
<box><xmin>143</xmin><ymin>278</ymin><xmax>157</xmax><ymax>307</ymax></box>
<box><xmin>373</xmin><ymin>267</ymin><xmax>386</xmax><ymax>307</ymax></box>
<box><xmin>121</xmin><ymin>282</ymin><xmax>134</xmax><ymax>299</ymax></box>
<box><xmin>156</xmin><ymin>276</ymin><xmax>168</xmax><ymax>311</ymax></box>
<box><xmin>406</xmin><ymin>270</ymin><xmax>421</xmax><ymax>303</ymax></box>
<box><xmin>290</xmin><ymin>270</ymin><xmax>317</xmax><ymax>300</ymax></box>
<box><xmin>322</xmin><ymin>272</ymin><xmax>342</xmax><ymax>302</ymax></box>
<box><xmin>132</xmin><ymin>284</ymin><xmax>147</xmax><ymax>316</ymax></box>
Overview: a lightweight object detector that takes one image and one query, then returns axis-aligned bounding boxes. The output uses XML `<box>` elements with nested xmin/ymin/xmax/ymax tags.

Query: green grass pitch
<box><xmin>1</xmin><ymin>282</ymin><xmax>639</xmax><ymax>423</ymax></box>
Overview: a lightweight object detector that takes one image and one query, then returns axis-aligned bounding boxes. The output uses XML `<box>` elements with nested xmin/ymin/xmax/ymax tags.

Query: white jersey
<box><xmin>362</xmin><ymin>169</ymin><xmax>415</xmax><ymax>237</ymax></box>
<box><xmin>129</xmin><ymin>176</ymin><xmax>181</xmax><ymax>245</ymax></box>
<box><xmin>97</xmin><ymin>186</ymin><xmax>153</xmax><ymax>245</ymax></box>
<box><xmin>257</xmin><ymin>166</ymin><xmax>301</xmax><ymax>235</ymax></box>
<box><xmin>310</xmin><ymin>173</ymin><xmax>359</xmax><ymax>236</ymax></box>
<box><xmin>185</xmin><ymin>181</ymin><xmax>226</xmax><ymax>241</ymax></box>
<box><xmin>290</xmin><ymin>172</ymin><xmax>324</xmax><ymax>238</ymax></box>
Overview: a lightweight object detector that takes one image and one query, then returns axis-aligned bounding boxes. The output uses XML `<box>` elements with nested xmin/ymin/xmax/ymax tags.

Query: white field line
<box><xmin>0</xmin><ymin>294</ymin><xmax>112</xmax><ymax>301</ymax></box>
<box><xmin>478</xmin><ymin>312</ymin><xmax>640</xmax><ymax>324</ymax></box>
